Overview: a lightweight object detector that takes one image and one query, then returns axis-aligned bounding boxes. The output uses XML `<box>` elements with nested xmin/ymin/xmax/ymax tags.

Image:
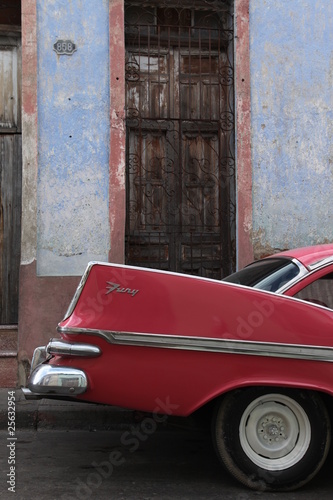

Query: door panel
<box><xmin>0</xmin><ymin>33</ymin><xmax>21</xmax><ymax>324</ymax></box>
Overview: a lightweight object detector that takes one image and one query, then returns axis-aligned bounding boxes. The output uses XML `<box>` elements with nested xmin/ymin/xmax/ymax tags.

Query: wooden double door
<box><xmin>125</xmin><ymin>1</ymin><xmax>235</xmax><ymax>278</ymax></box>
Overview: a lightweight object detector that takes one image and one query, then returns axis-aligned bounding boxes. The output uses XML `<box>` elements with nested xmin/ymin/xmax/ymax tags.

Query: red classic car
<box><xmin>23</xmin><ymin>244</ymin><xmax>333</xmax><ymax>491</ymax></box>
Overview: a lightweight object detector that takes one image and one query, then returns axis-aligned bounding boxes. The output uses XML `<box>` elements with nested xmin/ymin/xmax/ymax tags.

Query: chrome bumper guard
<box><xmin>23</xmin><ymin>339</ymin><xmax>100</xmax><ymax>400</ymax></box>
<box><xmin>27</xmin><ymin>364</ymin><xmax>87</xmax><ymax>396</ymax></box>
<box><xmin>46</xmin><ymin>338</ymin><xmax>101</xmax><ymax>357</ymax></box>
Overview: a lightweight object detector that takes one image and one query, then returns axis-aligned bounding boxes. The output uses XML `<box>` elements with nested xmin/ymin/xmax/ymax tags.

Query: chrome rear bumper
<box><xmin>27</xmin><ymin>364</ymin><xmax>88</xmax><ymax>396</ymax></box>
<box><xmin>23</xmin><ymin>339</ymin><xmax>99</xmax><ymax>400</ymax></box>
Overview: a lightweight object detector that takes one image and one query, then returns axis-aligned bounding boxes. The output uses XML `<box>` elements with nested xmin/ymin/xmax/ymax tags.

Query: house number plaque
<box><xmin>53</xmin><ymin>40</ymin><xmax>77</xmax><ymax>55</ymax></box>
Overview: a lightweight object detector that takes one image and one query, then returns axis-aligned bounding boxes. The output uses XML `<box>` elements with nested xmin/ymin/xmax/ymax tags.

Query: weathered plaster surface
<box><xmin>18</xmin><ymin>261</ymin><xmax>79</xmax><ymax>386</ymax></box>
<box><xmin>235</xmin><ymin>0</ymin><xmax>253</xmax><ymax>268</ymax></box>
<box><xmin>36</xmin><ymin>0</ymin><xmax>110</xmax><ymax>275</ymax></box>
<box><xmin>250</xmin><ymin>0</ymin><xmax>333</xmax><ymax>259</ymax></box>
<box><xmin>21</xmin><ymin>0</ymin><xmax>38</xmax><ymax>265</ymax></box>
<box><xmin>18</xmin><ymin>0</ymin><xmax>252</xmax><ymax>376</ymax></box>
<box><xmin>109</xmin><ymin>0</ymin><xmax>126</xmax><ymax>263</ymax></box>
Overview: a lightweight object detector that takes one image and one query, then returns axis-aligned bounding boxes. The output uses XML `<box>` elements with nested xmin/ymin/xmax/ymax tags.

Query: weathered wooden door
<box><xmin>0</xmin><ymin>32</ymin><xmax>22</xmax><ymax>324</ymax></box>
<box><xmin>125</xmin><ymin>1</ymin><xmax>235</xmax><ymax>278</ymax></box>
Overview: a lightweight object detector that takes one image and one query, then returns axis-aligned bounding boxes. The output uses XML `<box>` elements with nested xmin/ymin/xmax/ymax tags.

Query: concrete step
<box><xmin>0</xmin><ymin>325</ymin><xmax>18</xmax><ymax>388</ymax></box>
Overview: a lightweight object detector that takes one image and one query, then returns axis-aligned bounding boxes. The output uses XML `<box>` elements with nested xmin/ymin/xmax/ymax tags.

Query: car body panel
<box><xmin>273</xmin><ymin>243</ymin><xmax>333</xmax><ymax>269</ymax></box>
<box><xmin>33</xmin><ymin>262</ymin><xmax>333</xmax><ymax>415</ymax></box>
<box><xmin>24</xmin><ymin>245</ymin><xmax>333</xmax><ymax>491</ymax></box>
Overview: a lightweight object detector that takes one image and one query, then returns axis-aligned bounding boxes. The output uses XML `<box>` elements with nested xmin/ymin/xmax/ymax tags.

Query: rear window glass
<box><xmin>223</xmin><ymin>258</ymin><xmax>300</xmax><ymax>292</ymax></box>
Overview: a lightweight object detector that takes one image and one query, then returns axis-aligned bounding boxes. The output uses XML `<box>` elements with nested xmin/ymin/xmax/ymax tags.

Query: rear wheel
<box><xmin>212</xmin><ymin>388</ymin><xmax>331</xmax><ymax>491</ymax></box>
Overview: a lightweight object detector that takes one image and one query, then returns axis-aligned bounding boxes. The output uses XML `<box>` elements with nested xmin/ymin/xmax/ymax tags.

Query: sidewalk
<box><xmin>0</xmin><ymin>388</ymin><xmax>148</xmax><ymax>431</ymax></box>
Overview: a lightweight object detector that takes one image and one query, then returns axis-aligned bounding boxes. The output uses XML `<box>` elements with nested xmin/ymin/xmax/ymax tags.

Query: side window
<box><xmin>294</xmin><ymin>272</ymin><xmax>333</xmax><ymax>310</ymax></box>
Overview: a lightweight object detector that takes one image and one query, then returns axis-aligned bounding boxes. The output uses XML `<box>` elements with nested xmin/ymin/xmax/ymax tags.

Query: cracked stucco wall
<box><xmin>36</xmin><ymin>0</ymin><xmax>110</xmax><ymax>275</ymax></box>
<box><xmin>250</xmin><ymin>0</ymin><xmax>333</xmax><ymax>259</ymax></box>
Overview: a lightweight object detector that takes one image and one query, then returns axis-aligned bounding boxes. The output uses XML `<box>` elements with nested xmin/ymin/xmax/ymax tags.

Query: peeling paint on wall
<box><xmin>108</xmin><ymin>0</ymin><xmax>126</xmax><ymax>264</ymax></box>
<box><xmin>250</xmin><ymin>0</ymin><xmax>333</xmax><ymax>257</ymax></box>
<box><xmin>21</xmin><ymin>0</ymin><xmax>38</xmax><ymax>266</ymax></box>
<box><xmin>36</xmin><ymin>0</ymin><xmax>110</xmax><ymax>275</ymax></box>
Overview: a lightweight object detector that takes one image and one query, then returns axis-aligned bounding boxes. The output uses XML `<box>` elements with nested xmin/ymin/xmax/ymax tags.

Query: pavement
<box><xmin>0</xmin><ymin>388</ymin><xmax>156</xmax><ymax>431</ymax></box>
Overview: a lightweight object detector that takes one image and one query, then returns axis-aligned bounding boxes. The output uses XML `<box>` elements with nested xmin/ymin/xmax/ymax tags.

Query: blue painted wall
<box><xmin>250</xmin><ymin>0</ymin><xmax>333</xmax><ymax>257</ymax></box>
<box><xmin>37</xmin><ymin>0</ymin><xmax>110</xmax><ymax>275</ymax></box>
<box><xmin>35</xmin><ymin>0</ymin><xmax>333</xmax><ymax>273</ymax></box>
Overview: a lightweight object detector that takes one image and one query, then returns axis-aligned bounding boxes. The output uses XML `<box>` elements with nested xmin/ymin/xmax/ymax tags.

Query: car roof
<box><xmin>273</xmin><ymin>244</ymin><xmax>333</xmax><ymax>269</ymax></box>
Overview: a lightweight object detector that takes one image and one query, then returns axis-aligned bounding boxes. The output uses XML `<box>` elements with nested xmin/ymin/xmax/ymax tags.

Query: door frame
<box><xmin>108</xmin><ymin>0</ymin><xmax>252</xmax><ymax>270</ymax></box>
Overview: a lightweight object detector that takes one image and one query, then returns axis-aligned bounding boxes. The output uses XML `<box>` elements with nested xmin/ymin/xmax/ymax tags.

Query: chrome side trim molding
<box><xmin>28</xmin><ymin>364</ymin><xmax>87</xmax><ymax>395</ymax></box>
<box><xmin>47</xmin><ymin>339</ymin><xmax>101</xmax><ymax>357</ymax></box>
<box><xmin>58</xmin><ymin>326</ymin><xmax>333</xmax><ymax>363</ymax></box>
<box><xmin>275</xmin><ymin>259</ymin><xmax>308</xmax><ymax>294</ymax></box>
<box><xmin>308</xmin><ymin>255</ymin><xmax>333</xmax><ymax>271</ymax></box>
<box><xmin>63</xmin><ymin>262</ymin><xmax>97</xmax><ymax>320</ymax></box>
